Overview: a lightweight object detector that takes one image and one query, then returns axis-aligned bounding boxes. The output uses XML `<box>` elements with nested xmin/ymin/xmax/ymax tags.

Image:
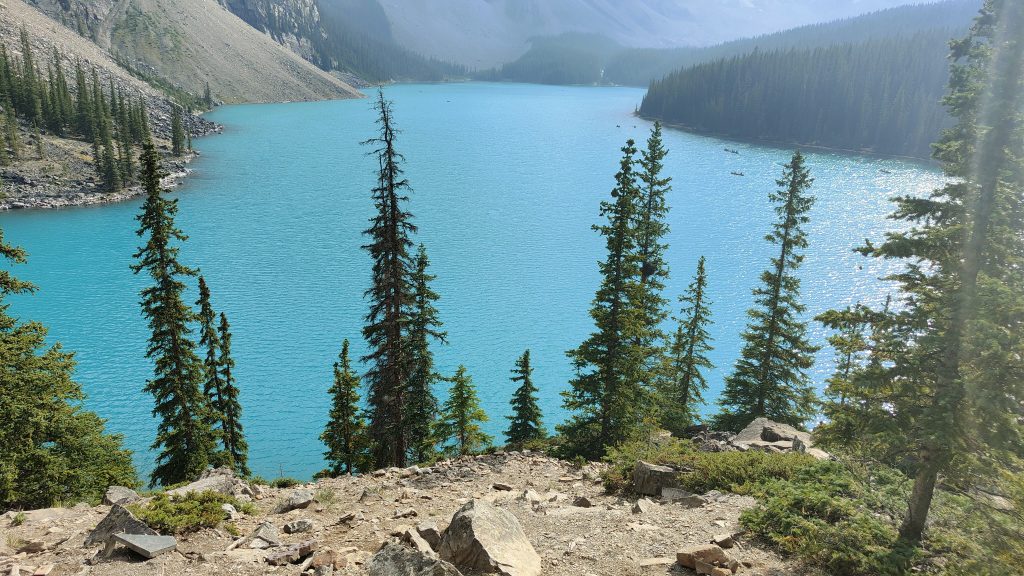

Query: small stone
<box><xmin>519</xmin><ymin>489</ymin><xmax>543</xmax><ymax>504</ymax></box>
<box><xmin>32</xmin><ymin>565</ymin><xmax>55</xmax><ymax>576</ymax></box>
<box><xmin>266</xmin><ymin>539</ymin><xmax>318</xmax><ymax>565</ymax></box>
<box><xmin>284</xmin><ymin>519</ymin><xmax>315</xmax><ymax>534</ymax></box>
<box><xmin>712</xmin><ymin>534</ymin><xmax>735</xmax><ymax>549</ymax></box>
<box><xmin>249</xmin><ymin>521</ymin><xmax>282</xmax><ymax>548</ymax></box>
<box><xmin>492</xmin><ymin>482</ymin><xmax>514</xmax><ymax>491</ymax></box>
<box><xmin>572</xmin><ymin>496</ymin><xmax>593</xmax><ymax>508</ymax></box>
<box><xmin>677</xmin><ymin>544</ymin><xmax>732</xmax><ymax>570</ymax></box>
<box><xmin>221</xmin><ymin>503</ymin><xmax>238</xmax><ymax>520</ymax></box>
<box><xmin>111</xmin><ymin>533</ymin><xmax>177</xmax><ymax>559</ymax></box>
<box><xmin>632</xmin><ymin>498</ymin><xmax>656</xmax><ymax>514</ymax></box>
<box><xmin>394</xmin><ymin>507</ymin><xmax>417</xmax><ymax>519</ymax></box>
<box><xmin>638</xmin><ymin>557</ymin><xmax>674</xmax><ymax>567</ymax></box>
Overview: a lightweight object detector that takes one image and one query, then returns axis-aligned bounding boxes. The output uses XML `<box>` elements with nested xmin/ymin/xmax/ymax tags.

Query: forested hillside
<box><xmin>640</xmin><ymin>31</ymin><xmax>955</xmax><ymax>158</ymax></box>
<box><xmin>478</xmin><ymin>0</ymin><xmax>975</xmax><ymax>86</ymax></box>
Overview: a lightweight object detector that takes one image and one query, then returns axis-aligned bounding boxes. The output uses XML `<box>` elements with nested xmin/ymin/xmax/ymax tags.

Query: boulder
<box><xmin>103</xmin><ymin>486</ymin><xmax>140</xmax><ymax>506</ymax></box>
<box><xmin>248</xmin><ymin>521</ymin><xmax>282</xmax><ymax>548</ymax></box>
<box><xmin>632</xmin><ymin>461</ymin><xmax>680</xmax><ymax>497</ymax></box>
<box><xmin>368</xmin><ymin>541</ymin><xmax>463</xmax><ymax>576</ymax></box>
<box><xmin>110</xmin><ymin>533</ymin><xmax>177</xmax><ymax>559</ymax></box>
<box><xmin>711</xmin><ymin>534</ymin><xmax>735</xmax><ymax>549</ymax></box>
<box><xmin>84</xmin><ymin>504</ymin><xmax>158</xmax><ymax>547</ymax></box>
<box><xmin>275</xmin><ymin>489</ymin><xmax>315</xmax><ymax>514</ymax></box>
<box><xmin>731</xmin><ymin>417</ymin><xmax>812</xmax><ymax>453</ymax></box>
<box><xmin>401</xmin><ymin>527</ymin><xmax>437</xmax><ymax>556</ymax></box>
<box><xmin>438</xmin><ymin>500</ymin><xmax>541</xmax><ymax>576</ymax></box>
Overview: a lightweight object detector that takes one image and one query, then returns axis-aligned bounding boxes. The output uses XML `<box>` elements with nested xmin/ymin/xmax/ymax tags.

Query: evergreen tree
<box><xmin>74</xmin><ymin>61</ymin><xmax>92</xmax><ymax>139</ymax></box>
<box><xmin>713</xmin><ymin>151</ymin><xmax>819</xmax><ymax>432</ymax></box>
<box><xmin>322</xmin><ymin>339</ymin><xmax>370</xmax><ymax>475</ymax></box>
<box><xmin>171</xmin><ymin>106</ymin><xmax>185</xmax><ymax>156</ymax></box>
<box><xmin>18</xmin><ymin>27</ymin><xmax>41</xmax><ymax>124</ymax></box>
<box><xmin>559</xmin><ymin>139</ymin><xmax>650</xmax><ymax>459</ymax></box>
<box><xmin>0</xmin><ymin>223</ymin><xmax>137</xmax><ymax>509</ymax></box>
<box><xmin>131</xmin><ymin>142</ymin><xmax>216</xmax><ymax>486</ymax></box>
<box><xmin>196</xmin><ymin>276</ymin><xmax>225</xmax><ymax>447</ymax></box>
<box><xmin>203</xmin><ymin>82</ymin><xmax>213</xmax><ymax>109</ymax></box>
<box><xmin>405</xmin><ymin>244</ymin><xmax>446</xmax><ymax>463</ymax></box>
<box><xmin>660</xmin><ymin>256</ymin><xmax>713</xmax><ymax>434</ymax></box>
<box><xmin>830</xmin><ymin>0</ymin><xmax>1024</xmax><ymax>544</ymax></box>
<box><xmin>32</xmin><ymin>120</ymin><xmax>42</xmax><ymax>159</ymax></box>
<box><xmin>436</xmin><ymin>366</ymin><xmax>492</xmax><ymax>457</ymax></box>
<box><xmin>504</xmin><ymin>349</ymin><xmax>545</xmax><ymax>448</ymax></box>
<box><xmin>216</xmin><ymin>312</ymin><xmax>248</xmax><ymax>476</ymax></box>
<box><xmin>361</xmin><ymin>89</ymin><xmax>417</xmax><ymax>468</ymax></box>
<box><xmin>5</xmin><ymin>108</ymin><xmax>20</xmax><ymax>161</ymax></box>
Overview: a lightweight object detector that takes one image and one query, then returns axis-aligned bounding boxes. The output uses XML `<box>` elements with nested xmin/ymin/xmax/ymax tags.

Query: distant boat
<box><xmin>880</xmin><ymin>169</ymin><xmax>893</xmax><ymax>174</ymax></box>
<box><xmin>731</xmin><ymin>171</ymin><xmax>745</xmax><ymax>177</ymax></box>
<box><xmin>724</xmin><ymin>148</ymin><xmax>740</xmax><ymax>154</ymax></box>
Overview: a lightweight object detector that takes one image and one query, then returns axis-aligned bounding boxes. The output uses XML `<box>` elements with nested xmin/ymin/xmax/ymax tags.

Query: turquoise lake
<box><xmin>0</xmin><ymin>83</ymin><xmax>944</xmax><ymax>481</ymax></box>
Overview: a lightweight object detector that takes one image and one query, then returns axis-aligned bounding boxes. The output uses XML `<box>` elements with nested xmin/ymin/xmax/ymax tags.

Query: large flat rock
<box><xmin>438</xmin><ymin>500</ymin><xmax>541</xmax><ymax>576</ymax></box>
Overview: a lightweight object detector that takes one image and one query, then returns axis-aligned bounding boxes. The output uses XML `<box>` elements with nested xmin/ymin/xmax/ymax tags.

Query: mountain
<box><xmin>25</xmin><ymin>0</ymin><xmax>361</xmax><ymax>103</ymax></box>
<box><xmin>372</xmin><ymin>0</ymin><xmax>950</xmax><ymax>69</ymax></box>
<box><xmin>214</xmin><ymin>0</ymin><xmax>466</xmax><ymax>83</ymax></box>
<box><xmin>478</xmin><ymin>0</ymin><xmax>978</xmax><ymax>86</ymax></box>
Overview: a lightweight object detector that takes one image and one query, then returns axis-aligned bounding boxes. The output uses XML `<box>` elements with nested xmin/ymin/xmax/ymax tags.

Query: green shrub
<box><xmin>10</xmin><ymin>512</ymin><xmax>26</xmax><ymax>527</ymax></box>
<box><xmin>603</xmin><ymin>436</ymin><xmax>813</xmax><ymax>495</ymax></box>
<box><xmin>740</xmin><ymin>460</ymin><xmax>917</xmax><ymax>576</ymax></box>
<box><xmin>270</xmin><ymin>477</ymin><xmax>300</xmax><ymax>489</ymax></box>
<box><xmin>130</xmin><ymin>491</ymin><xmax>252</xmax><ymax>534</ymax></box>
<box><xmin>249</xmin><ymin>475</ymin><xmax>269</xmax><ymax>486</ymax></box>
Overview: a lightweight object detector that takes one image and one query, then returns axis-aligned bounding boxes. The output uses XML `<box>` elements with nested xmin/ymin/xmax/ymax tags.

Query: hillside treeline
<box><xmin>640</xmin><ymin>31</ymin><xmax>955</xmax><ymax>158</ymax></box>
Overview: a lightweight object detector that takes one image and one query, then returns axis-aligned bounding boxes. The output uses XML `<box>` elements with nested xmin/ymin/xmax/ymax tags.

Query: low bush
<box><xmin>740</xmin><ymin>460</ymin><xmax>917</xmax><ymax>576</ymax></box>
<box><xmin>130</xmin><ymin>491</ymin><xmax>253</xmax><ymax>534</ymax></box>
<box><xmin>603</xmin><ymin>436</ymin><xmax>813</xmax><ymax>495</ymax></box>
<box><xmin>270</xmin><ymin>477</ymin><xmax>300</xmax><ymax>489</ymax></box>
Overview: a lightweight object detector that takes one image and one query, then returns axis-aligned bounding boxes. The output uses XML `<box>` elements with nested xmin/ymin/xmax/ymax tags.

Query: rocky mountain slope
<box><xmin>0</xmin><ymin>451</ymin><xmax>800</xmax><ymax>576</ymax></box>
<box><xmin>373</xmin><ymin>0</ymin><xmax>948</xmax><ymax>69</ymax></box>
<box><xmin>25</xmin><ymin>0</ymin><xmax>361</xmax><ymax>103</ymax></box>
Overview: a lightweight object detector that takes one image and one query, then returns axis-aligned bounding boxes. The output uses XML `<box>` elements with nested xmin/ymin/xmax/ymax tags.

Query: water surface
<box><xmin>0</xmin><ymin>83</ymin><xmax>943</xmax><ymax>480</ymax></box>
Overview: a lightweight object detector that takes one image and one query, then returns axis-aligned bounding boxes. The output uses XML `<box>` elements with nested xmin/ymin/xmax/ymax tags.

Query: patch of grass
<box><xmin>315</xmin><ymin>487</ymin><xmax>338</xmax><ymax>509</ymax></box>
<box><xmin>248</xmin><ymin>475</ymin><xmax>269</xmax><ymax>486</ymax></box>
<box><xmin>10</xmin><ymin>512</ymin><xmax>26</xmax><ymax>527</ymax></box>
<box><xmin>270</xmin><ymin>477</ymin><xmax>301</xmax><ymax>489</ymax></box>
<box><xmin>130</xmin><ymin>491</ymin><xmax>252</xmax><ymax>534</ymax></box>
<box><xmin>224</xmin><ymin>522</ymin><xmax>241</xmax><ymax>537</ymax></box>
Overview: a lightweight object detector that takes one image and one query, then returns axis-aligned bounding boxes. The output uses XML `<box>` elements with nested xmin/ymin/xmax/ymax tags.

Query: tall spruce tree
<box><xmin>436</xmin><ymin>366</ymin><xmax>492</xmax><ymax>457</ymax></box>
<box><xmin>713</xmin><ymin>151</ymin><xmax>819</xmax><ymax>432</ymax></box>
<box><xmin>131</xmin><ymin>142</ymin><xmax>216</xmax><ymax>486</ymax></box>
<box><xmin>322</xmin><ymin>339</ymin><xmax>370</xmax><ymax>475</ymax></box>
<box><xmin>195</xmin><ymin>276</ymin><xmax>225</xmax><ymax>454</ymax></box>
<box><xmin>560</xmin><ymin>139</ymin><xmax>650</xmax><ymax>459</ymax></box>
<box><xmin>405</xmin><ymin>244</ymin><xmax>446</xmax><ymax>464</ymax></box>
<box><xmin>361</xmin><ymin>89</ymin><xmax>417</xmax><ymax>468</ymax></box>
<box><xmin>216</xmin><ymin>312</ymin><xmax>248</xmax><ymax>476</ymax></box>
<box><xmin>504</xmin><ymin>349</ymin><xmax>545</xmax><ymax>448</ymax></box>
<box><xmin>831</xmin><ymin>0</ymin><xmax>1024</xmax><ymax>544</ymax></box>
<box><xmin>660</xmin><ymin>256</ymin><xmax>713</xmax><ymax>434</ymax></box>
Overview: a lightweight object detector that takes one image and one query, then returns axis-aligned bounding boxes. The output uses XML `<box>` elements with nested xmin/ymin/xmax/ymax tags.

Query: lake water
<box><xmin>0</xmin><ymin>83</ymin><xmax>943</xmax><ymax>481</ymax></box>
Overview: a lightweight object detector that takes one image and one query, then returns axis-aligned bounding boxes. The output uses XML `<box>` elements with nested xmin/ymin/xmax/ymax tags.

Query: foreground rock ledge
<box><xmin>438</xmin><ymin>500</ymin><xmax>542</xmax><ymax>576</ymax></box>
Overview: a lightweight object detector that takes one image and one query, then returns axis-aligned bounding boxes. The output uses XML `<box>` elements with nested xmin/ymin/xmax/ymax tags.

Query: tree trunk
<box><xmin>899</xmin><ymin>454</ymin><xmax>938</xmax><ymax>543</ymax></box>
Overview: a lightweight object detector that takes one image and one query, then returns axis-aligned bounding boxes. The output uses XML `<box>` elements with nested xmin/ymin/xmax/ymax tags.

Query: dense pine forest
<box><xmin>640</xmin><ymin>31</ymin><xmax>956</xmax><ymax>158</ymax></box>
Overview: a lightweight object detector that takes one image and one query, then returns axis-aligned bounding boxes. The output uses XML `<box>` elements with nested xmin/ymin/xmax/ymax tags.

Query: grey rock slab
<box><xmin>438</xmin><ymin>499</ymin><xmax>541</xmax><ymax>576</ymax></box>
<box><xmin>368</xmin><ymin>542</ymin><xmax>463</xmax><ymax>576</ymax></box>
<box><xmin>662</xmin><ymin>487</ymin><xmax>707</xmax><ymax>508</ymax></box>
<box><xmin>84</xmin><ymin>505</ymin><xmax>158</xmax><ymax>547</ymax></box>
<box><xmin>112</xmin><ymin>533</ymin><xmax>177</xmax><ymax>559</ymax></box>
<box><xmin>102</xmin><ymin>486</ymin><xmax>139</xmax><ymax>506</ymax></box>
<box><xmin>275</xmin><ymin>489</ymin><xmax>315</xmax><ymax>514</ymax></box>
